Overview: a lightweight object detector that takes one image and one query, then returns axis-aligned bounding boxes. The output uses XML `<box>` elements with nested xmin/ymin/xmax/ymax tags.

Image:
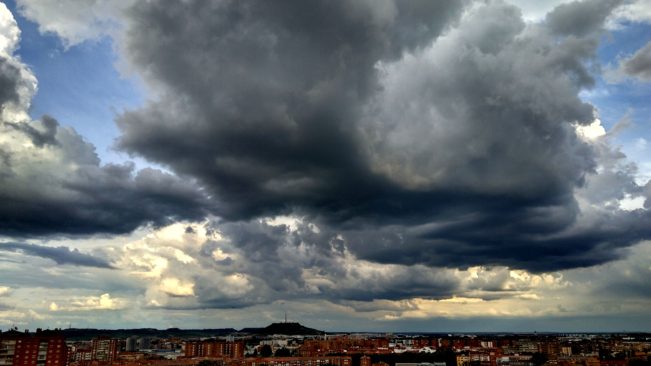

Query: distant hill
<box><xmin>247</xmin><ymin>322</ymin><xmax>325</xmax><ymax>335</ymax></box>
<box><xmin>237</xmin><ymin>327</ymin><xmax>265</xmax><ymax>334</ymax></box>
<box><xmin>24</xmin><ymin>322</ymin><xmax>323</xmax><ymax>340</ymax></box>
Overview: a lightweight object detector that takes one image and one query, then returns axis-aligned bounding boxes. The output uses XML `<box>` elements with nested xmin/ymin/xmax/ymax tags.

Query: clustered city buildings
<box><xmin>1</xmin><ymin>326</ymin><xmax>650</xmax><ymax>366</ymax></box>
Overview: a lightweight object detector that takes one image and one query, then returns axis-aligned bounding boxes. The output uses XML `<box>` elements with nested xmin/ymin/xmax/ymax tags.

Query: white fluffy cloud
<box><xmin>508</xmin><ymin>0</ymin><xmax>651</xmax><ymax>25</ymax></box>
<box><xmin>69</xmin><ymin>293</ymin><xmax>126</xmax><ymax>311</ymax></box>
<box><xmin>0</xmin><ymin>3</ymin><xmax>36</xmax><ymax>123</ymax></box>
<box><xmin>612</xmin><ymin>0</ymin><xmax>651</xmax><ymax>25</ymax></box>
<box><xmin>0</xmin><ymin>3</ymin><xmax>20</xmax><ymax>54</ymax></box>
<box><xmin>115</xmin><ymin>222</ymin><xmax>258</xmax><ymax>309</ymax></box>
<box><xmin>16</xmin><ymin>0</ymin><xmax>135</xmax><ymax>47</ymax></box>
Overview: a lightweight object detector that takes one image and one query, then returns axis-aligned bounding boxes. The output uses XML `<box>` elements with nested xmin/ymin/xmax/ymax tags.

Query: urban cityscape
<box><xmin>1</xmin><ymin>322</ymin><xmax>651</xmax><ymax>366</ymax></box>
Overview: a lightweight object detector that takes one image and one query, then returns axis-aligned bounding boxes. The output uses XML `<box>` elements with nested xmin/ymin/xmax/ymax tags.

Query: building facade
<box><xmin>0</xmin><ymin>330</ymin><xmax>67</xmax><ymax>366</ymax></box>
<box><xmin>184</xmin><ymin>341</ymin><xmax>244</xmax><ymax>359</ymax></box>
<box><xmin>91</xmin><ymin>338</ymin><xmax>119</xmax><ymax>363</ymax></box>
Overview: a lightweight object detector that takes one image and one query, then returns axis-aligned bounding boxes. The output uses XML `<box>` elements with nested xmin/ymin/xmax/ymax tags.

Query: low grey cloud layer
<box><xmin>106</xmin><ymin>220</ymin><xmax>569</xmax><ymax>311</ymax></box>
<box><xmin>0</xmin><ymin>242</ymin><xmax>113</xmax><ymax>268</ymax></box>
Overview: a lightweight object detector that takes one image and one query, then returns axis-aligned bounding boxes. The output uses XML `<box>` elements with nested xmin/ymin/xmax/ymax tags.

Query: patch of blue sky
<box><xmin>583</xmin><ymin>21</ymin><xmax>651</xmax><ymax>181</ymax></box>
<box><xmin>592</xmin><ymin>22</ymin><xmax>651</xmax><ymax>126</ymax></box>
<box><xmin>6</xmin><ymin>0</ymin><xmax>145</xmax><ymax>166</ymax></box>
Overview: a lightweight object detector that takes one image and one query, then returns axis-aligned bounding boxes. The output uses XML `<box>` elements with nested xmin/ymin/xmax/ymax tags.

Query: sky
<box><xmin>1</xmin><ymin>0</ymin><xmax>651</xmax><ymax>332</ymax></box>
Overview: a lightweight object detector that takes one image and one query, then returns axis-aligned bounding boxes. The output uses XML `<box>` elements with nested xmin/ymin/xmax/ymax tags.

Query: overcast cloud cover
<box><xmin>1</xmin><ymin>0</ymin><xmax>651</xmax><ymax>331</ymax></box>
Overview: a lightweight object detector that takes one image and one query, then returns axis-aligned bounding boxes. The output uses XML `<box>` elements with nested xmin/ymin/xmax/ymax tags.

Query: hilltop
<box><xmin>262</xmin><ymin>321</ymin><xmax>325</xmax><ymax>335</ymax></box>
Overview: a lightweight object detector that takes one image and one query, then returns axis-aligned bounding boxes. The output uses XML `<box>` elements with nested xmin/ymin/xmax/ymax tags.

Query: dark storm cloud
<box><xmin>351</xmin><ymin>209</ymin><xmax>651</xmax><ymax>272</ymax></box>
<box><xmin>0</xmin><ymin>116</ymin><xmax>210</xmax><ymax>237</ymax></box>
<box><xmin>0</xmin><ymin>242</ymin><xmax>113</xmax><ymax>268</ymax></box>
<box><xmin>117</xmin><ymin>0</ymin><xmax>466</xmax><ymax>220</ymax></box>
<box><xmin>317</xmin><ymin>267</ymin><xmax>459</xmax><ymax>302</ymax></box>
<box><xmin>0</xmin><ymin>165</ymin><xmax>209</xmax><ymax>236</ymax></box>
<box><xmin>621</xmin><ymin>41</ymin><xmax>651</xmax><ymax>81</ymax></box>
<box><xmin>194</xmin><ymin>219</ymin><xmax>508</xmax><ymax>307</ymax></box>
<box><xmin>212</xmin><ymin>221</ymin><xmax>306</xmax><ymax>292</ymax></box>
<box><xmin>114</xmin><ymin>0</ymin><xmax>646</xmax><ymax>274</ymax></box>
<box><xmin>0</xmin><ymin>33</ymin><xmax>213</xmax><ymax>237</ymax></box>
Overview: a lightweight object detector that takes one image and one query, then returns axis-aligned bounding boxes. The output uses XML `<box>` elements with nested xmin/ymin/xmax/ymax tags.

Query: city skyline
<box><xmin>1</xmin><ymin>0</ymin><xmax>651</xmax><ymax>331</ymax></box>
<box><xmin>2</xmin><ymin>325</ymin><xmax>650</xmax><ymax>366</ymax></box>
